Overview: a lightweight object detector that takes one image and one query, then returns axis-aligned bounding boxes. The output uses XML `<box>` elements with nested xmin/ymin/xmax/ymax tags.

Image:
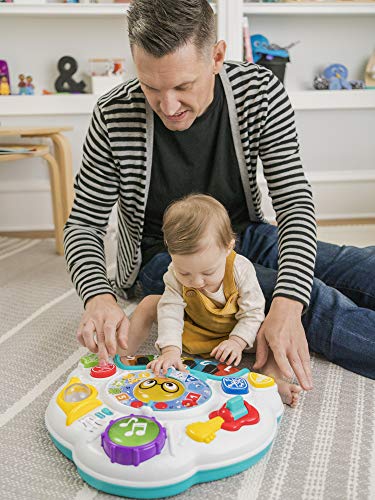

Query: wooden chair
<box><xmin>0</xmin><ymin>126</ymin><xmax>74</xmax><ymax>222</ymax></box>
<box><xmin>0</xmin><ymin>144</ymin><xmax>64</xmax><ymax>254</ymax></box>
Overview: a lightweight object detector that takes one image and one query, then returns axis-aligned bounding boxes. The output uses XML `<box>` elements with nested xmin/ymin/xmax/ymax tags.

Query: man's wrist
<box><xmin>85</xmin><ymin>292</ymin><xmax>117</xmax><ymax>309</ymax></box>
<box><xmin>271</xmin><ymin>296</ymin><xmax>304</xmax><ymax>315</ymax></box>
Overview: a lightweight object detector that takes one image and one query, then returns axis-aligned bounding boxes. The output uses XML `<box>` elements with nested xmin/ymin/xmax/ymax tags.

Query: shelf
<box><xmin>289</xmin><ymin>90</ymin><xmax>375</xmax><ymax>110</ymax></box>
<box><xmin>243</xmin><ymin>2</ymin><xmax>375</xmax><ymax>15</ymax></box>
<box><xmin>0</xmin><ymin>94</ymin><xmax>98</xmax><ymax>116</ymax></box>
<box><xmin>0</xmin><ymin>2</ymin><xmax>216</xmax><ymax>17</ymax></box>
<box><xmin>1</xmin><ymin>90</ymin><xmax>374</xmax><ymax>116</ymax></box>
<box><xmin>0</xmin><ymin>3</ymin><xmax>130</xmax><ymax>17</ymax></box>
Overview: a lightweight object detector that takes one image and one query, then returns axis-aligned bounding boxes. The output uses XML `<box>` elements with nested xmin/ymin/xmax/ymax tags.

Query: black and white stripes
<box><xmin>64</xmin><ymin>62</ymin><xmax>316</xmax><ymax>308</ymax></box>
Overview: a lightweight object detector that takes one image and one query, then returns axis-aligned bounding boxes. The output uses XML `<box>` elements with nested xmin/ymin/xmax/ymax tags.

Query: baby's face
<box><xmin>171</xmin><ymin>237</ymin><xmax>233</xmax><ymax>293</ymax></box>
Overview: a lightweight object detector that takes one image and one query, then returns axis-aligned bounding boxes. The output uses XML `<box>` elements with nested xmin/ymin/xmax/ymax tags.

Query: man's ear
<box><xmin>213</xmin><ymin>40</ymin><xmax>227</xmax><ymax>74</ymax></box>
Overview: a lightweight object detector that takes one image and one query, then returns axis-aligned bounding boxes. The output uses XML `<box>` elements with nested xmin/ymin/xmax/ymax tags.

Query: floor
<box><xmin>1</xmin><ymin>233</ymin><xmax>374</xmax><ymax>500</ymax></box>
<box><xmin>317</xmin><ymin>223</ymin><xmax>375</xmax><ymax>247</ymax></box>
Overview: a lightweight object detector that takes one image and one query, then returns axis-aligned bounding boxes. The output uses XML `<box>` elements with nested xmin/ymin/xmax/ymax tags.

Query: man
<box><xmin>65</xmin><ymin>0</ymin><xmax>375</xmax><ymax>398</ymax></box>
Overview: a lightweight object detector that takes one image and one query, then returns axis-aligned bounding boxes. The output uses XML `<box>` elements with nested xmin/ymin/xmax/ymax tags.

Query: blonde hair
<box><xmin>162</xmin><ymin>194</ymin><xmax>235</xmax><ymax>255</ymax></box>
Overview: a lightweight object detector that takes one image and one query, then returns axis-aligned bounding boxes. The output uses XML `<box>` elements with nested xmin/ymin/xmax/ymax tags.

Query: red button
<box><xmin>154</xmin><ymin>402</ymin><xmax>168</xmax><ymax>409</ymax></box>
<box><xmin>182</xmin><ymin>399</ymin><xmax>197</xmax><ymax>407</ymax></box>
<box><xmin>131</xmin><ymin>401</ymin><xmax>143</xmax><ymax>408</ymax></box>
<box><xmin>90</xmin><ymin>364</ymin><xmax>116</xmax><ymax>378</ymax></box>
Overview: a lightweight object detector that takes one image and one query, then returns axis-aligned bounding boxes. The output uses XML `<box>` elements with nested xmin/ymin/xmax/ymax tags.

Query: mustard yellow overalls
<box><xmin>182</xmin><ymin>250</ymin><xmax>239</xmax><ymax>356</ymax></box>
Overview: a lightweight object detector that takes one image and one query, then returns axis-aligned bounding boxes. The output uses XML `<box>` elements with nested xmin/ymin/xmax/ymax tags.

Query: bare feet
<box><xmin>258</xmin><ymin>352</ymin><xmax>302</xmax><ymax>408</ymax></box>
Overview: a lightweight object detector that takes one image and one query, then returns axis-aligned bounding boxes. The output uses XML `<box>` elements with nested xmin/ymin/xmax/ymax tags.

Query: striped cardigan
<box><xmin>64</xmin><ymin>61</ymin><xmax>317</xmax><ymax>308</ymax></box>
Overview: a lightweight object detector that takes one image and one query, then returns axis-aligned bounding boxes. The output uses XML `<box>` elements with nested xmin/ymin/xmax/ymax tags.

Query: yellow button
<box><xmin>56</xmin><ymin>377</ymin><xmax>102</xmax><ymax>426</ymax></box>
<box><xmin>248</xmin><ymin>372</ymin><xmax>275</xmax><ymax>388</ymax></box>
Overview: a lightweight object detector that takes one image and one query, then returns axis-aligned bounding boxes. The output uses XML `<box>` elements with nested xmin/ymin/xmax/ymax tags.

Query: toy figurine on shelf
<box><xmin>365</xmin><ymin>51</ymin><xmax>375</xmax><ymax>88</ymax></box>
<box><xmin>25</xmin><ymin>75</ymin><xmax>35</xmax><ymax>95</ymax></box>
<box><xmin>0</xmin><ymin>75</ymin><xmax>10</xmax><ymax>95</ymax></box>
<box><xmin>313</xmin><ymin>63</ymin><xmax>365</xmax><ymax>91</ymax></box>
<box><xmin>18</xmin><ymin>74</ymin><xmax>27</xmax><ymax>95</ymax></box>
<box><xmin>0</xmin><ymin>59</ymin><xmax>11</xmax><ymax>95</ymax></box>
<box><xmin>249</xmin><ymin>34</ymin><xmax>297</xmax><ymax>83</ymax></box>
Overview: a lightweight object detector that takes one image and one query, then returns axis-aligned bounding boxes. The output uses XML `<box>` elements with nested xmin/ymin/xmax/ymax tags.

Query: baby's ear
<box><xmin>226</xmin><ymin>238</ymin><xmax>236</xmax><ymax>255</ymax></box>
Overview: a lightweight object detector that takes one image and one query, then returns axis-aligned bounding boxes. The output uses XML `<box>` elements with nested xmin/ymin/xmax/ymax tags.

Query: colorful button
<box><xmin>130</xmin><ymin>401</ymin><xmax>143</xmax><ymax>408</ymax></box>
<box><xmin>101</xmin><ymin>415</ymin><xmax>167</xmax><ymax>466</ymax></box>
<box><xmin>154</xmin><ymin>402</ymin><xmax>168</xmax><ymax>409</ymax></box>
<box><xmin>90</xmin><ymin>364</ymin><xmax>117</xmax><ymax>378</ymax></box>
<box><xmin>226</xmin><ymin>396</ymin><xmax>248</xmax><ymax>420</ymax></box>
<box><xmin>80</xmin><ymin>353</ymin><xmax>99</xmax><ymax>368</ymax></box>
<box><xmin>248</xmin><ymin>372</ymin><xmax>275</xmax><ymax>388</ymax></box>
<box><xmin>215</xmin><ymin>363</ymin><xmax>240</xmax><ymax>377</ymax></box>
<box><xmin>221</xmin><ymin>376</ymin><xmax>249</xmax><ymax>395</ymax></box>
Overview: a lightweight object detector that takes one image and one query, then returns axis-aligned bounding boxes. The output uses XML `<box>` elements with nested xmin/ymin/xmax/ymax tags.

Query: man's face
<box><xmin>133</xmin><ymin>41</ymin><xmax>226</xmax><ymax>132</ymax></box>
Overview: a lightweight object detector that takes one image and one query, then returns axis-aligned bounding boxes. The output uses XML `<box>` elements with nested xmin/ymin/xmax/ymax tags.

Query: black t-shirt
<box><xmin>141</xmin><ymin>75</ymin><xmax>250</xmax><ymax>265</ymax></box>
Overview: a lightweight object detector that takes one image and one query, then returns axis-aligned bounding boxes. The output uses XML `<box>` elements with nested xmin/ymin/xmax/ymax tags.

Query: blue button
<box><xmin>226</xmin><ymin>395</ymin><xmax>248</xmax><ymax>420</ymax></box>
<box><xmin>101</xmin><ymin>407</ymin><xmax>114</xmax><ymax>416</ymax></box>
<box><xmin>95</xmin><ymin>412</ymin><xmax>106</xmax><ymax>419</ymax></box>
<box><xmin>221</xmin><ymin>376</ymin><xmax>249</xmax><ymax>395</ymax></box>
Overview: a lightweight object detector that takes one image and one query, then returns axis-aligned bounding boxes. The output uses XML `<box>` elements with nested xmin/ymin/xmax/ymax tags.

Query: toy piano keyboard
<box><xmin>45</xmin><ymin>353</ymin><xmax>283</xmax><ymax>498</ymax></box>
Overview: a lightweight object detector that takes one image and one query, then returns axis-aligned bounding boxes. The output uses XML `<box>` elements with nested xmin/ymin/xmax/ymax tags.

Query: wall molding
<box><xmin>0</xmin><ymin>171</ymin><xmax>374</xmax><ymax>231</ymax></box>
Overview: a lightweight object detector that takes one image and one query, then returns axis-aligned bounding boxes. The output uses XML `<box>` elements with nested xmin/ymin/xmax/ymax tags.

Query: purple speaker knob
<box><xmin>101</xmin><ymin>414</ymin><xmax>166</xmax><ymax>466</ymax></box>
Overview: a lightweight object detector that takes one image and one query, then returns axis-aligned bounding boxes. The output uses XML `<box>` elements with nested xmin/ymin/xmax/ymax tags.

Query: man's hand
<box><xmin>77</xmin><ymin>293</ymin><xmax>129</xmax><ymax>365</ymax></box>
<box><xmin>210</xmin><ymin>336</ymin><xmax>246</xmax><ymax>366</ymax></box>
<box><xmin>253</xmin><ymin>296</ymin><xmax>313</xmax><ymax>391</ymax></box>
<box><xmin>147</xmin><ymin>347</ymin><xmax>187</xmax><ymax>375</ymax></box>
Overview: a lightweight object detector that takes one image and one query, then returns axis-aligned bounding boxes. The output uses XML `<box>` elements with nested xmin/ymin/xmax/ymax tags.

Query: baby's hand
<box><xmin>147</xmin><ymin>347</ymin><xmax>187</xmax><ymax>375</ymax></box>
<box><xmin>210</xmin><ymin>337</ymin><xmax>245</xmax><ymax>366</ymax></box>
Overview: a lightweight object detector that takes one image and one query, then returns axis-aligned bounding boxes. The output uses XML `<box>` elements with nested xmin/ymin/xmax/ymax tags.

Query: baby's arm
<box><xmin>148</xmin><ymin>265</ymin><xmax>187</xmax><ymax>374</ymax></box>
<box><xmin>210</xmin><ymin>258</ymin><xmax>264</xmax><ymax>365</ymax></box>
<box><xmin>230</xmin><ymin>255</ymin><xmax>265</xmax><ymax>347</ymax></box>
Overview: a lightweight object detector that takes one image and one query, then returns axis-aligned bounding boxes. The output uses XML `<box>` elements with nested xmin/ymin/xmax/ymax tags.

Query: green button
<box><xmin>108</xmin><ymin>417</ymin><xmax>159</xmax><ymax>447</ymax></box>
<box><xmin>80</xmin><ymin>353</ymin><xmax>99</xmax><ymax>368</ymax></box>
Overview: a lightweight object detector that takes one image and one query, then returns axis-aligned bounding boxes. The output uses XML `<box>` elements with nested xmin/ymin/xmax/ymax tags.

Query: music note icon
<box><xmin>124</xmin><ymin>422</ymin><xmax>147</xmax><ymax>437</ymax></box>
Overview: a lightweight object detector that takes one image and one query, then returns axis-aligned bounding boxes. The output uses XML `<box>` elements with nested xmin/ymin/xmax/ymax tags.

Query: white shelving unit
<box><xmin>243</xmin><ymin>2</ymin><xmax>375</xmax><ymax>15</ymax></box>
<box><xmin>0</xmin><ymin>1</ymin><xmax>374</xmax><ymax>231</ymax></box>
<box><xmin>241</xmin><ymin>0</ymin><xmax>375</xmax><ymax>221</ymax></box>
<box><xmin>0</xmin><ymin>3</ymin><xmax>130</xmax><ymax>16</ymax></box>
<box><xmin>1</xmin><ymin>89</ymin><xmax>375</xmax><ymax>116</ymax></box>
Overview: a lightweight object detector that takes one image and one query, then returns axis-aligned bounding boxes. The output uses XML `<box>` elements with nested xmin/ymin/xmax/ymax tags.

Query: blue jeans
<box><xmin>138</xmin><ymin>223</ymin><xmax>375</xmax><ymax>379</ymax></box>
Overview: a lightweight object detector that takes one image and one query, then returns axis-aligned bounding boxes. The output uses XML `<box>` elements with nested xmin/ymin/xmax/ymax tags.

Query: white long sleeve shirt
<box><xmin>156</xmin><ymin>254</ymin><xmax>265</xmax><ymax>353</ymax></box>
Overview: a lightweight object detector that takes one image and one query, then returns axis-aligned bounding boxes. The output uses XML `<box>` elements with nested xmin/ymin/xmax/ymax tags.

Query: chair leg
<box><xmin>43</xmin><ymin>153</ymin><xmax>65</xmax><ymax>255</ymax></box>
<box><xmin>50</xmin><ymin>133</ymin><xmax>74</xmax><ymax>223</ymax></box>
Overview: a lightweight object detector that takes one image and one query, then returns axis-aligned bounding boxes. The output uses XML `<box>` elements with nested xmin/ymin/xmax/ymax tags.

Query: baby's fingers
<box><xmin>175</xmin><ymin>359</ymin><xmax>188</xmax><ymax>372</ymax></box>
<box><xmin>147</xmin><ymin>360</ymin><xmax>156</xmax><ymax>371</ymax></box>
<box><xmin>162</xmin><ymin>359</ymin><xmax>174</xmax><ymax>375</ymax></box>
<box><xmin>210</xmin><ymin>345</ymin><xmax>219</xmax><ymax>357</ymax></box>
<box><xmin>226</xmin><ymin>350</ymin><xmax>238</xmax><ymax>366</ymax></box>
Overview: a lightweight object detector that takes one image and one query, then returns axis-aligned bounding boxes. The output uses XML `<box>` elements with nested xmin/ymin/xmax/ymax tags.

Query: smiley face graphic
<box><xmin>133</xmin><ymin>377</ymin><xmax>185</xmax><ymax>403</ymax></box>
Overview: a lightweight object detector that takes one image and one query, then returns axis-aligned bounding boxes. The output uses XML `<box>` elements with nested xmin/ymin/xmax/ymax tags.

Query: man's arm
<box><xmin>255</xmin><ymin>74</ymin><xmax>316</xmax><ymax>390</ymax></box>
<box><xmin>65</xmin><ymin>103</ymin><xmax>126</xmax><ymax>364</ymax></box>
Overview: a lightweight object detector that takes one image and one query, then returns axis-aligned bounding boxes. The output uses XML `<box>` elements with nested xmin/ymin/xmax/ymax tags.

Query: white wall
<box><xmin>1</xmin><ymin>6</ymin><xmax>374</xmax><ymax>231</ymax></box>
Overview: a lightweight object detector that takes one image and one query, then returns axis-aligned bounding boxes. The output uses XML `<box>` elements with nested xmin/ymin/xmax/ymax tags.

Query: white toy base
<box><xmin>45</xmin><ymin>354</ymin><xmax>283</xmax><ymax>499</ymax></box>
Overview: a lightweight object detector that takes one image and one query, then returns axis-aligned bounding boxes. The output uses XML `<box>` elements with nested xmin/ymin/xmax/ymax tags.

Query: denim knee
<box><xmin>138</xmin><ymin>252</ymin><xmax>171</xmax><ymax>296</ymax></box>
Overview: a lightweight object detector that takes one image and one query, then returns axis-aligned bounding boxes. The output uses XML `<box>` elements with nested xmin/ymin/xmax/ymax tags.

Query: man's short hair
<box><xmin>127</xmin><ymin>0</ymin><xmax>216</xmax><ymax>58</ymax></box>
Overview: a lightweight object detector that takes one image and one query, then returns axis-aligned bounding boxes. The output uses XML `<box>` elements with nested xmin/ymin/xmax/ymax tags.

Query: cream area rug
<box><xmin>0</xmin><ymin>235</ymin><xmax>374</xmax><ymax>500</ymax></box>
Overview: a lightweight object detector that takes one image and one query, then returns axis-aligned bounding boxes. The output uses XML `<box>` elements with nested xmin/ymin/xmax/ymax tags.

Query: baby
<box><xmin>125</xmin><ymin>194</ymin><xmax>301</xmax><ymax>406</ymax></box>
